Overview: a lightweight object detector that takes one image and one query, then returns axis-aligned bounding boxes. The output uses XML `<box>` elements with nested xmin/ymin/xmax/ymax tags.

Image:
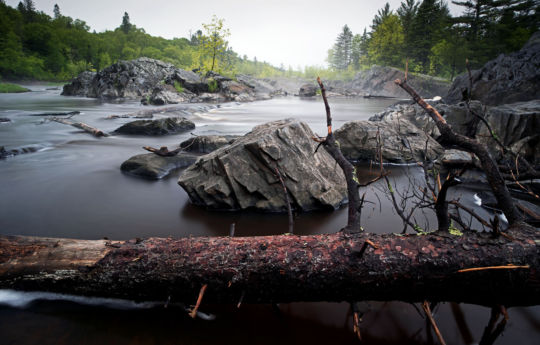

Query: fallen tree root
<box><xmin>0</xmin><ymin>225</ymin><xmax>538</xmax><ymax>306</ymax></box>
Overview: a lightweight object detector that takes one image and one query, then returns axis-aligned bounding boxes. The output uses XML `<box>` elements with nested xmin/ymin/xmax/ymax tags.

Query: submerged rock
<box><xmin>179</xmin><ymin>135</ymin><xmax>239</xmax><ymax>154</ymax></box>
<box><xmin>334</xmin><ymin>118</ymin><xmax>444</xmax><ymax>163</ymax></box>
<box><xmin>121</xmin><ymin>153</ymin><xmax>199</xmax><ymax>179</ymax></box>
<box><xmin>0</xmin><ymin>118</ymin><xmax>10</xmax><ymax>123</ymax></box>
<box><xmin>114</xmin><ymin>117</ymin><xmax>195</xmax><ymax>136</ymax></box>
<box><xmin>178</xmin><ymin>119</ymin><xmax>347</xmax><ymax>212</ymax></box>
<box><xmin>445</xmin><ymin>31</ymin><xmax>540</xmax><ymax>105</ymax></box>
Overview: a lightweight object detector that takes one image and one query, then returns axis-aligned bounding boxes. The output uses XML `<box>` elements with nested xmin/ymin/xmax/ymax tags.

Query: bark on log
<box><xmin>1</xmin><ymin>225</ymin><xmax>538</xmax><ymax>306</ymax></box>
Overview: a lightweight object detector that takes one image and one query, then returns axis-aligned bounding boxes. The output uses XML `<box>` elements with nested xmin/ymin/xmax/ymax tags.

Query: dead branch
<box><xmin>423</xmin><ymin>301</ymin><xmax>447</xmax><ymax>345</ymax></box>
<box><xmin>434</xmin><ymin>175</ymin><xmax>461</xmax><ymax>232</ymax></box>
<box><xmin>274</xmin><ymin>166</ymin><xmax>294</xmax><ymax>234</ymax></box>
<box><xmin>143</xmin><ymin>146</ymin><xmax>183</xmax><ymax>157</ymax></box>
<box><xmin>394</xmin><ymin>78</ymin><xmax>523</xmax><ymax>226</ymax></box>
<box><xmin>51</xmin><ymin>117</ymin><xmax>108</xmax><ymax>137</ymax></box>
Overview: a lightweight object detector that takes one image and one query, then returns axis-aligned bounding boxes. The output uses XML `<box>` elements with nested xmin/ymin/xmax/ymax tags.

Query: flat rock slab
<box><xmin>121</xmin><ymin>152</ymin><xmax>199</xmax><ymax>179</ymax></box>
<box><xmin>178</xmin><ymin>118</ymin><xmax>347</xmax><ymax>212</ymax></box>
<box><xmin>114</xmin><ymin>117</ymin><xmax>195</xmax><ymax>136</ymax></box>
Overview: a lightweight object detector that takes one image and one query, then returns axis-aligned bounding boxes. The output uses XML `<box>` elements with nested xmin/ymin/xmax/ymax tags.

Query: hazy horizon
<box><xmin>6</xmin><ymin>0</ymin><xmax>462</xmax><ymax>69</ymax></box>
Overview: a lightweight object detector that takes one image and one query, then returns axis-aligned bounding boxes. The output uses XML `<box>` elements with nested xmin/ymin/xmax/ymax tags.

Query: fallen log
<box><xmin>143</xmin><ymin>145</ymin><xmax>183</xmax><ymax>157</ymax></box>
<box><xmin>51</xmin><ymin>117</ymin><xmax>108</xmax><ymax>137</ymax></box>
<box><xmin>0</xmin><ymin>225</ymin><xmax>538</xmax><ymax>306</ymax></box>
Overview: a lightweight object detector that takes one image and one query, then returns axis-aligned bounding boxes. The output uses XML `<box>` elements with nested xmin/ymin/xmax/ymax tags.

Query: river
<box><xmin>0</xmin><ymin>84</ymin><xmax>538</xmax><ymax>344</ymax></box>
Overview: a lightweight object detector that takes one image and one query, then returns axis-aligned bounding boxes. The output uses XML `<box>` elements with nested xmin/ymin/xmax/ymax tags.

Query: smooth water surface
<box><xmin>1</xmin><ymin>86</ymin><xmax>538</xmax><ymax>345</ymax></box>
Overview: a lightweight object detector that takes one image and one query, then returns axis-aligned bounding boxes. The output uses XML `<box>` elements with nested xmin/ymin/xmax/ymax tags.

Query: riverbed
<box><xmin>0</xmin><ymin>85</ymin><xmax>538</xmax><ymax>344</ymax></box>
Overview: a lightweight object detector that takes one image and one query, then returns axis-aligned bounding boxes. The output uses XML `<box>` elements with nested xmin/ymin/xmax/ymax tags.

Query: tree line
<box><xmin>328</xmin><ymin>0</ymin><xmax>539</xmax><ymax>79</ymax></box>
<box><xmin>0</xmin><ymin>1</ymin><xmax>282</xmax><ymax>80</ymax></box>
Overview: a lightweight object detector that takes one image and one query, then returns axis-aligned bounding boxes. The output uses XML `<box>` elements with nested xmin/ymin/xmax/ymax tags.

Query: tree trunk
<box><xmin>1</xmin><ymin>226</ymin><xmax>538</xmax><ymax>306</ymax></box>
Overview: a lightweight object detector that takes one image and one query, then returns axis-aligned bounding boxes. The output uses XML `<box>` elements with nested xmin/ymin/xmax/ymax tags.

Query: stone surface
<box><xmin>441</xmin><ymin>149</ymin><xmax>474</xmax><ymax>166</ymax></box>
<box><xmin>178</xmin><ymin>119</ymin><xmax>347</xmax><ymax>212</ymax></box>
<box><xmin>347</xmin><ymin>65</ymin><xmax>450</xmax><ymax>98</ymax></box>
<box><xmin>298</xmin><ymin>83</ymin><xmax>318</xmax><ymax>97</ymax></box>
<box><xmin>0</xmin><ymin>118</ymin><xmax>10</xmax><ymax>123</ymax></box>
<box><xmin>179</xmin><ymin>135</ymin><xmax>239</xmax><ymax>154</ymax></box>
<box><xmin>334</xmin><ymin>118</ymin><xmax>444</xmax><ymax>163</ymax></box>
<box><xmin>121</xmin><ymin>153</ymin><xmax>199</xmax><ymax>179</ymax></box>
<box><xmin>114</xmin><ymin>117</ymin><xmax>195</xmax><ymax>136</ymax></box>
<box><xmin>445</xmin><ymin>31</ymin><xmax>540</xmax><ymax>105</ymax></box>
<box><xmin>61</xmin><ymin>71</ymin><xmax>96</xmax><ymax>97</ymax></box>
<box><xmin>147</xmin><ymin>84</ymin><xmax>194</xmax><ymax>105</ymax></box>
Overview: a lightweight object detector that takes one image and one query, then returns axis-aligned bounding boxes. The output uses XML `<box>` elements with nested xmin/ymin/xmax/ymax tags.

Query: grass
<box><xmin>0</xmin><ymin>82</ymin><xmax>30</xmax><ymax>93</ymax></box>
<box><xmin>173</xmin><ymin>81</ymin><xmax>184</xmax><ymax>93</ymax></box>
<box><xmin>207</xmin><ymin>79</ymin><xmax>218</xmax><ymax>93</ymax></box>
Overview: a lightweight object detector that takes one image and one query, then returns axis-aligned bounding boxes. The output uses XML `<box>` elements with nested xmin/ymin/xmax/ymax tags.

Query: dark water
<box><xmin>0</xmin><ymin>85</ymin><xmax>538</xmax><ymax>344</ymax></box>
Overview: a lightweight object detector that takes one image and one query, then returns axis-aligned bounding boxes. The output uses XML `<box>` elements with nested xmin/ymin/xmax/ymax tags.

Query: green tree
<box><xmin>53</xmin><ymin>4</ymin><xmax>60</xmax><ymax>19</ymax></box>
<box><xmin>397</xmin><ymin>0</ymin><xmax>418</xmax><ymax>59</ymax></box>
<box><xmin>372</xmin><ymin>2</ymin><xmax>392</xmax><ymax>31</ymax></box>
<box><xmin>120</xmin><ymin>12</ymin><xmax>131</xmax><ymax>34</ymax></box>
<box><xmin>368</xmin><ymin>14</ymin><xmax>405</xmax><ymax>67</ymax></box>
<box><xmin>331</xmin><ymin>25</ymin><xmax>353</xmax><ymax>70</ymax></box>
<box><xmin>199</xmin><ymin>15</ymin><xmax>230</xmax><ymax>73</ymax></box>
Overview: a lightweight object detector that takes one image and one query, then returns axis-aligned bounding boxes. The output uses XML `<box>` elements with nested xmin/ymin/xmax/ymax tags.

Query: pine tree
<box><xmin>372</xmin><ymin>2</ymin><xmax>392</xmax><ymax>31</ymax></box>
<box><xmin>410</xmin><ymin>0</ymin><xmax>450</xmax><ymax>72</ymax></box>
<box><xmin>120</xmin><ymin>12</ymin><xmax>132</xmax><ymax>34</ymax></box>
<box><xmin>397</xmin><ymin>0</ymin><xmax>419</xmax><ymax>59</ymax></box>
<box><xmin>331</xmin><ymin>25</ymin><xmax>353</xmax><ymax>70</ymax></box>
<box><xmin>53</xmin><ymin>4</ymin><xmax>60</xmax><ymax>19</ymax></box>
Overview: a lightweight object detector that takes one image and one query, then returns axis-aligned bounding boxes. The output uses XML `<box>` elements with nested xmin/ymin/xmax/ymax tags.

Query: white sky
<box><xmin>7</xmin><ymin>0</ymin><xmax>462</xmax><ymax>68</ymax></box>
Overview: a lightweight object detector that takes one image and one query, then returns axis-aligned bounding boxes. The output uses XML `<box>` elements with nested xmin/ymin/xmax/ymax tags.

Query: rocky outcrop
<box><xmin>121</xmin><ymin>153</ymin><xmax>199</xmax><ymax>179</ymax></box>
<box><xmin>114</xmin><ymin>117</ymin><xmax>195</xmax><ymax>136</ymax></box>
<box><xmin>179</xmin><ymin>135</ymin><xmax>239</xmax><ymax>154</ymax></box>
<box><xmin>61</xmin><ymin>71</ymin><xmax>97</xmax><ymax>97</ymax></box>
<box><xmin>334</xmin><ymin>118</ymin><xmax>444</xmax><ymax>163</ymax></box>
<box><xmin>63</xmin><ymin>58</ymin><xmax>176</xmax><ymax>99</ymax></box>
<box><xmin>178</xmin><ymin>119</ymin><xmax>347</xmax><ymax>212</ymax></box>
<box><xmin>298</xmin><ymin>83</ymin><xmax>318</xmax><ymax>97</ymax></box>
<box><xmin>445</xmin><ymin>31</ymin><xmax>540</xmax><ymax>105</ymax></box>
<box><xmin>146</xmin><ymin>84</ymin><xmax>195</xmax><ymax>105</ymax></box>
<box><xmin>347</xmin><ymin>65</ymin><xmax>450</xmax><ymax>98</ymax></box>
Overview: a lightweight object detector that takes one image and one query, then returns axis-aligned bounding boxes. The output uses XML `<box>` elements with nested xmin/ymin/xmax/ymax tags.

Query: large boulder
<box><xmin>178</xmin><ymin>119</ymin><xmax>347</xmax><ymax>212</ymax></box>
<box><xmin>298</xmin><ymin>83</ymin><xmax>318</xmax><ymax>97</ymax></box>
<box><xmin>63</xmin><ymin>58</ymin><xmax>177</xmax><ymax>99</ymax></box>
<box><xmin>347</xmin><ymin>65</ymin><xmax>450</xmax><ymax>98</ymax></box>
<box><xmin>179</xmin><ymin>135</ymin><xmax>239</xmax><ymax>154</ymax></box>
<box><xmin>121</xmin><ymin>153</ymin><xmax>199</xmax><ymax>179</ymax></box>
<box><xmin>445</xmin><ymin>31</ymin><xmax>540</xmax><ymax>105</ymax></box>
<box><xmin>147</xmin><ymin>84</ymin><xmax>194</xmax><ymax>105</ymax></box>
<box><xmin>114</xmin><ymin>117</ymin><xmax>195</xmax><ymax>136</ymax></box>
<box><xmin>334</xmin><ymin>118</ymin><xmax>444</xmax><ymax>163</ymax></box>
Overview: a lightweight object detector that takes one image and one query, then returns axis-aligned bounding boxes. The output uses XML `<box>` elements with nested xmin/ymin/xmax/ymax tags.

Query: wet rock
<box><xmin>147</xmin><ymin>84</ymin><xmax>194</xmax><ymax>105</ymax></box>
<box><xmin>114</xmin><ymin>117</ymin><xmax>195</xmax><ymax>136</ymax></box>
<box><xmin>0</xmin><ymin>145</ymin><xmax>39</xmax><ymax>159</ymax></box>
<box><xmin>334</xmin><ymin>118</ymin><xmax>444</xmax><ymax>163</ymax></box>
<box><xmin>121</xmin><ymin>152</ymin><xmax>199</xmax><ymax>179</ymax></box>
<box><xmin>178</xmin><ymin>118</ymin><xmax>347</xmax><ymax>212</ymax></box>
<box><xmin>61</xmin><ymin>71</ymin><xmax>97</xmax><ymax>97</ymax></box>
<box><xmin>0</xmin><ymin>118</ymin><xmax>10</xmax><ymax>123</ymax></box>
<box><xmin>441</xmin><ymin>149</ymin><xmax>474</xmax><ymax>166</ymax></box>
<box><xmin>236</xmin><ymin>74</ymin><xmax>283</xmax><ymax>97</ymax></box>
<box><xmin>298</xmin><ymin>83</ymin><xmax>318</xmax><ymax>97</ymax></box>
<box><xmin>445</xmin><ymin>31</ymin><xmax>540</xmax><ymax>105</ymax></box>
<box><xmin>179</xmin><ymin>135</ymin><xmax>239</xmax><ymax>154</ymax></box>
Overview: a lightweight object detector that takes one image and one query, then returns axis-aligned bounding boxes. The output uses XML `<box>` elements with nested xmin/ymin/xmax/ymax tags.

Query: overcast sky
<box><xmin>7</xmin><ymin>0</ymin><xmax>462</xmax><ymax>68</ymax></box>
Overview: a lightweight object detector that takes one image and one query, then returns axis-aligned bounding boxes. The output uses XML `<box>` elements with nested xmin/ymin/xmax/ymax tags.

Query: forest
<box><xmin>328</xmin><ymin>0</ymin><xmax>539</xmax><ymax>79</ymax></box>
<box><xmin>1</xmin><ymin>0</ymin><xmax>538</xmax><ymax>82</ymax></box>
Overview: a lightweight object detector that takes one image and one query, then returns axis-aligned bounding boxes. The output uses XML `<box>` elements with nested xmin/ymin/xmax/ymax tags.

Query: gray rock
<box><xmin>114</xmin><ymin>117</ymin><xmax>195</xmax><ymax>136</ymax></box>
<box><xmin>219</xmin><ymin>79</ymin><xmax>257</xmax><ymax>102</ymax></box>
<box><xmin>236</xmin><ymin>74</ymin><xmax>280</xmax><ymax>96</ymax></box>
<box><xmin>445</xmin><ymin>31</ymin><xmax>540</xmax><ymax>105</ymax></box>
<box><xmin>121</xmin><ymin>153</ymin><xmax>199</xmax><ymax>179</ymax></box>
<box><xmin>334</xmin><ymin>118</ymin><xmax>444</xmax><ymax>163</ymax></box>
<box><xmin>179</xmin><ymin>135</ymin><xmax>239</xmax><ymax>154</ymax></box>
<box><xmin>61</xmin><ymin>71</ymin><xmax>97</xmax><ymax>97</ymax></box>
<box><xmin>298</xmin><ymin>83</ymin><xmax>318</xmax><ymax>97</ymax></box>
<box><xmin>1</xmin><ymin>145</ymin><xmax>40</xmax><ymax>159</ymax></box>
<box><xmin>347</xmin><ymin>65</ymin><xmax>450</xmax><ymax>98</ymax></box>
<box><xmin>178</xmin><ymin>119</ymin><xmax>347</xmax><ymax>212</ymax></box>
<box><xmin>0</xmin><ymin>118</ymin><xmax>10</xmax><ymax>123</ymax></box>
<box><xmin>147</xmin><ymin>84</ymin><xmax>194</xmax><ymax>105</ymax></box>
<box><xmin>441</xmin><ymin>149</ymin><xmax>474</xmax><ymax>166</ymax></box>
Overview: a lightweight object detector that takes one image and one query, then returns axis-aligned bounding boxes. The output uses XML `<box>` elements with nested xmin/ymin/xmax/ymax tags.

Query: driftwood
<box><xmin>0</xmin><ymin>224</ymin><xmax>538</xmax><ymax>306</ymax></box>
<box><xmin>143</xmin><ymin>146</ymin><xmax>183</xmax><ymax>157</ymax></box>
<box><xmin>51</xmin><ymin>117</ymin><xmax>108</xmax><ymax>137</ymax></box>
<box><xmin>30</xmin><ymin>111</ymin><xmax>80</xmax><ymax>117</ymax></box>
